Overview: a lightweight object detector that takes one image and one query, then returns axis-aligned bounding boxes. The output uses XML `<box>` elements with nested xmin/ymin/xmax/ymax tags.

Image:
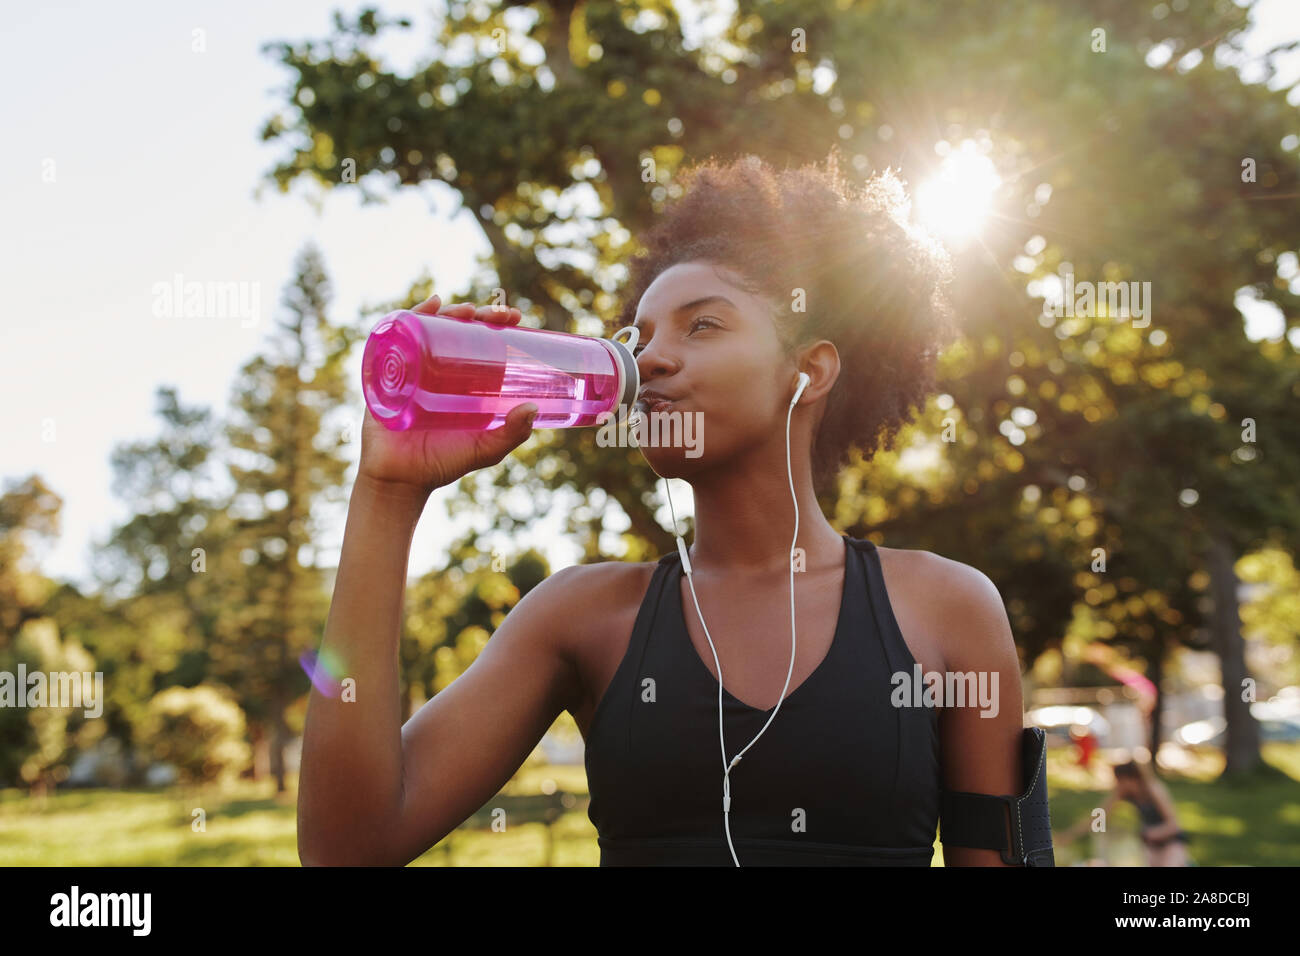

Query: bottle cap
<box><xmin>606</xmin><ymin>326</ymin><xmax>641</xmax><ymax>416</ymax></box>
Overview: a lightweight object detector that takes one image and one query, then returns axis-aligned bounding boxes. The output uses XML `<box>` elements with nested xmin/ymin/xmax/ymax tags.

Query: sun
<box><xmin>915</xmin><ymin>141</ymin><xmax>1002</xmax><ymax>243</ymax></box>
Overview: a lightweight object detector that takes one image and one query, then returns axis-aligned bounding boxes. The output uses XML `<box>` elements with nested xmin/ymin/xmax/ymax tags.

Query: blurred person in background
<box><xmin>1059</xmin><ymin>758</ymin><xmax>1193</xmax><ymax>866</ymax></box>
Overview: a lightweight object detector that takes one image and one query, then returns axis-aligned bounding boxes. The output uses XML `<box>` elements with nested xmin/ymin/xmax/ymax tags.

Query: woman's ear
<box><xmin>795</xmin><ymin>340</ymin><xmax>841</xmax><ymax>403</ymax></box>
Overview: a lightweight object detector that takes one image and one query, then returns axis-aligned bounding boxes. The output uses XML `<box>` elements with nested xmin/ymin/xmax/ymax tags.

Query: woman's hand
<box><xmin>357</xmin><ymin>294</ymin><xmax>536</xmax><ymax>497</ymax></box>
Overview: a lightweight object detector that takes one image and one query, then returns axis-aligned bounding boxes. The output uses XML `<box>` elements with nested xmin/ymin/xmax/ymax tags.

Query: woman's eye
<box><xmin>632</xmin><ymin>317</ymin><xmax>716</xmax><ymax>356</ymax></box>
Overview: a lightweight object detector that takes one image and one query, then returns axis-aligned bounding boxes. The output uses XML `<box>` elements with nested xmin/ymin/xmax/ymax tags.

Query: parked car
<box><xmin>1173</xmin><ymin>705</ymin><xmax>1300</xmax><ymax>748</ymax></box>
<box><xmin>1027</xmin><ymin>705</ymin><xmax>1111</xmax><ymax>747</ymax></box>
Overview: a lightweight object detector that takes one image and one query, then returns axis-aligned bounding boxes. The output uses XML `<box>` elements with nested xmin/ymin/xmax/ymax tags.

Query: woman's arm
<box><xmin>297</xmin><ymin>293</ymin><xmax>560</xmax><ymax>866</ymax></box>
<box><xmin>297</xmin><ymin>475</ymin><xmax>583</xmax><ymax>866</ymax></box>
<box><xmin>296</xmin><ymin>475</ymin><xmax>429</xmax><ymax>865</ymax></box>
<box><xmin>930</xmin><ymin>558</ymin><xmax>1027</xmax><ymax>867</ymax></box>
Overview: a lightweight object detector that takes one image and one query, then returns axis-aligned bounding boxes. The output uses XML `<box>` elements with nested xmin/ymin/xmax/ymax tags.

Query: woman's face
<box><xmin>629</xmin><ymin>260</ymin><xmax>795</xmax><ymax>477</ymax></box>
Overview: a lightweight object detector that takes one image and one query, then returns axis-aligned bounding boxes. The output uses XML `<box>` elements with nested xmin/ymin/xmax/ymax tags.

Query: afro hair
<box><xmin>614</xmin><ymin>148</ymin><xmax>957</xmax><ymax>492</ymax></box>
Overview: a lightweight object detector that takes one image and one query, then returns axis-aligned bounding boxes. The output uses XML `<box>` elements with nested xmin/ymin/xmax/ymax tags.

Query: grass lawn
<box><xmin>0</xmin><ymin>762</ymin><xmax>600</xmax><ymax>867</ymax></box>
<box><xmin>3</xmin><ymin>744</ymin><xmax>1296</xmax><ymax>866</ymax></box>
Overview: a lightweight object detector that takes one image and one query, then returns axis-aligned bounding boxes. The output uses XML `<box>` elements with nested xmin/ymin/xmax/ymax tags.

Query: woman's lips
<box><xmin>635</xmin><ymin>397</ymin><xmax>676</xmax><ymax>413</ymax></box>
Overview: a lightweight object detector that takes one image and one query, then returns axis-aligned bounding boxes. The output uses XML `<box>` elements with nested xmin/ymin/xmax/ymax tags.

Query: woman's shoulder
<box><xmin>875</xmin><ymin>545</ymin><xmax>1007</xmax><ymax>611</ymax></box>
<box><xmin>873</xmin><ymin>544</ymin><xmax>1015</xmax><ymax>669</ymax></box>
<box><xmin>544</xmin><ymin>556</ymin><xmax>661</xmax><ymax>596</ymax></box>
<box><xmin>873</xmin><ymin>542</ymin><xmax>991</xmax><ymax>583</ymax></box>
<box><xmin>554</xmin><ymin>549</ymin><xmax>668</xmax><ymax>580</ymax></box>
<box><xmin>526</xmin><ymin>557</ymin><xmax>662</xmax><ymax>633</ymax></box>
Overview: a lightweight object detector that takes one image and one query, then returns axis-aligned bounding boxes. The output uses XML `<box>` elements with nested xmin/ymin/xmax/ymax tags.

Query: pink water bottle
<box><xmin>362</xmin><ymin>309</ymin><xmax>641</xmax><ymax>430</ymax></box>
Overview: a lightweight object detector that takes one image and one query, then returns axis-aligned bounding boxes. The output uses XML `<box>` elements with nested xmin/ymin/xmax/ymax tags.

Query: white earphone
<box><xmin>660</xmin><ymin>369</ymin><xmax>810</xmax><ymax>866</ymax></box>
<box><xmin>792</xmin><ymin>370</ymin><xmax>811</xmax><ymax>405</ymax></box>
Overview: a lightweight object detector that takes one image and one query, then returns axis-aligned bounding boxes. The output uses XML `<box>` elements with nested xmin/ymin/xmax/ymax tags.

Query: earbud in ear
<box><xmin>791</xmin><ymin>371</ymin><xmax>811</xmax><ymax>405</ymax></box>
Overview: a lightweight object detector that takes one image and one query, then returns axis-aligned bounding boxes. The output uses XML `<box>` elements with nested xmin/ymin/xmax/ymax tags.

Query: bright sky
<box><xmin>0</xmin><ymin>0</ymin><xmax>561</xmax><ymax>587</ymax></box>
<box><xmin>1</xmin><ymin>0</ymin><xmax>1296</xmax><ymax>590</ymax></box>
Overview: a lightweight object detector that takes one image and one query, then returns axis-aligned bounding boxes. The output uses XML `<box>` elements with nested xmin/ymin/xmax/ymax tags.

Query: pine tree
<box><xmin>217</xmin><ymin>243</ymin><xmax>357</xmax><ymax>793</ymax></box>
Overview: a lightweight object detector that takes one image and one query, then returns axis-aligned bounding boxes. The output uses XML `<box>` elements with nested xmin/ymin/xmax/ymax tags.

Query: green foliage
<box><xmin>0</xmin><ymin>618</ymin><xmax>103</xmax><ymax>790</ymax></box>
<box><xmin>404</xmin><ymin>548</ymin><xmax>551</xmax><ymax>708</ymax></box>
<box><xmin>0</xmin><ymin>474</ymin><xmax>62</xmax><ymax>639</ymax></box>
<box><xmin>137</xmin><ymin>685</ymin><xmax>251</xmax><ymax>787</ymax></box>
<box><xmin>0</xmin><ymin>477</ymin><xmax>108</xmax><ymax>790</ymax></box>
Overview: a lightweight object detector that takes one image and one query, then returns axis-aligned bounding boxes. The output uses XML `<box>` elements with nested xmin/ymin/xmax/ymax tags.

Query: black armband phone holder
<box><xmin>939</xmin><ymin>726</ymin><xmax>1055</xmax><ymax>867</ymax></box>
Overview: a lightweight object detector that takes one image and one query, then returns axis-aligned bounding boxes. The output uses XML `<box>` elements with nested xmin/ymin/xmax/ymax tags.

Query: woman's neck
<box><xmin>678</xmin><ymin>438</ymin><xmax>844</xmax><ymax>575</ymax></box>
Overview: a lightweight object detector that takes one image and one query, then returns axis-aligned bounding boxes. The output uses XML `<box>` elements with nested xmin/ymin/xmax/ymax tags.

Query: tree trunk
<box><xmin>1206</xmin><ymin>524</ymin><xmax>1261</xmax><ymax>775</ymax></box>
<box><xmin>1148</xmin><ymin>640</ymin><xmax>1164</xmax><ymax>758</ymax></box>
<box><xmin>249</xmin><ymin>721</ymin><xmax>270</xmax><ymax>780</ymax></box>
<box><xmin>540</xmin><ymin>0</ymin><xmax>578</xmax><ymax>90</ymax></box>
<box><xmin>270</xmin><ymin>690</ymin><xmax>288</xmax><ymax>794</ymax></box>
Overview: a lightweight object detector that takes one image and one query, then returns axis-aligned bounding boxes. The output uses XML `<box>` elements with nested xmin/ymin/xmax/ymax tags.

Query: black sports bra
<box><xmin>582</xmin><ymin>535</ymin><xmax>941</xmax><ymax>865</ymax></box>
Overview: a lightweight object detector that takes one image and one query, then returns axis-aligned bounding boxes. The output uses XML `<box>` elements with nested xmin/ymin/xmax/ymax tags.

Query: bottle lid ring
<box><xmin>606</xmin><ymin>326</ymin><xmax>641</xmax><ymax>413</ymax></box>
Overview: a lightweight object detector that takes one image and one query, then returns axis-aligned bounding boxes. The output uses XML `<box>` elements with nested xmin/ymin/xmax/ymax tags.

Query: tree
<box><xmin>214</xmin><ymin>243</ymin><xmax>357</xmax><ymax>793</ymax></box>
<box><xmin>138</xmin><ymin>684</ymin><xmax>252</xmax><ymax>787</ymax></box>
<box><xmin>88</xmin><ymin>386</ymin><xmax>234</xmax><ymax>773</ymax></box>
<box><xmin>0</xmin><ymin>474</ymin><xmax>62</xmax><ymax>640</ymax></box>
<box><xmin>0</xmin><ymin>476</ymin><xmax>106</xmax><ymax>792</ymax></box>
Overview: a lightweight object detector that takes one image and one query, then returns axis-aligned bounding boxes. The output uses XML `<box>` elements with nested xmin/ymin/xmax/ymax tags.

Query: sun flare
<box><xmin>915</xmin><ymin>141</ymin><xmax>1002</xmax><ymax>243</ymax></box>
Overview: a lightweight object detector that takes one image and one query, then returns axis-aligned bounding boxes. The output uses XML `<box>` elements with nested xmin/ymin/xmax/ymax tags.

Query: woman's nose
<box><xmin>635</xmin><ymin>339</ymin><xmax>676</xmax><ymax>379</ymax></box>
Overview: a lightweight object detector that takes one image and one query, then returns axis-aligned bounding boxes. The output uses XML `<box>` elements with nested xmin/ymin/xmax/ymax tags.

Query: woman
<box><xmin>1116</xmin><ymin>762</ymin><xmax>1192</xmax><ymax>866</ymax></box>
<box><xmin>1059</xmin><ymin>759</ymin><xmax>1192</xmax><ymax>866</ymax></box>
<box><xmin>1114</xmin><ymin>760</ymin><xmax>1193</xmax><ymax>866</ymax></box>
<box><xmin>298</xmin><ymin>151</ymin><xmax>1034</xmax><ymax>866</ymax></box>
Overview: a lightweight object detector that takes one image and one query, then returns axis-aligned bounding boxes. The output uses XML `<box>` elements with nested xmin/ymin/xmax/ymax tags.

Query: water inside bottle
<box><xmin>364</xmin><ymin>311</ymin><xmax>623</xmax><ymax>430</ymax></box>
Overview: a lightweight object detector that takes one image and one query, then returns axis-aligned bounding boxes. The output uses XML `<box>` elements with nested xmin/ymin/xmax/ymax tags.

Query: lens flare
<box><xmin>299</xmin><ymin>647</ymin><xmax>344</xmax><ymax>697</ymax></box>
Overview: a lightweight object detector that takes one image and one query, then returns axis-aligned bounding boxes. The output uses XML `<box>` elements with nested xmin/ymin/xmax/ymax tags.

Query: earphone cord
<box><xmin>661</xmin><ymin>390</ymin><xmax>802</xmax><ymax>867</ymax></box>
